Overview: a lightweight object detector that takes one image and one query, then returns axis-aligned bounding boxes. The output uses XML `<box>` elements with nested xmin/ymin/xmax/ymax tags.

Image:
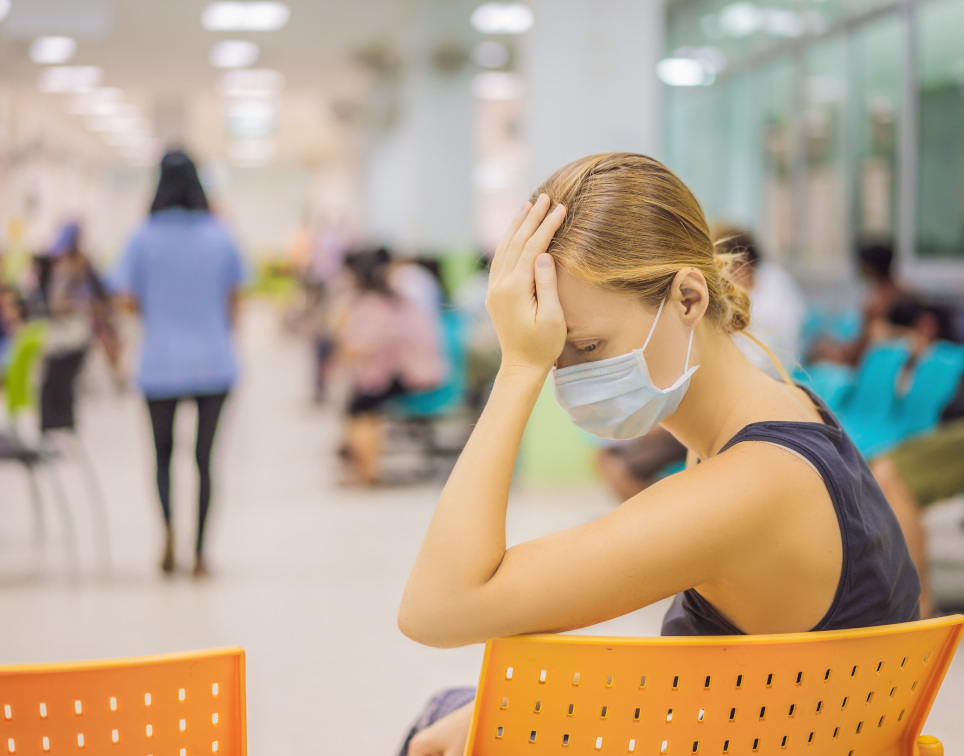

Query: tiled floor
<box><xmin>1</xmin><ymin>302</ymin><xmax>961</xmax><ymax>754</ymax></box>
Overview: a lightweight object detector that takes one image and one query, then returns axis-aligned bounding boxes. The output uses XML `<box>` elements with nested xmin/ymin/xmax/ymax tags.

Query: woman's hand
<box><xmin>406</xmin><ymin>701</ymin><xmax>474</xmax><ymax>756</ymax></box>
<box><xmin>486</xmin><ymin>194</ymin><xmax>567</xmax><ymax>377</ymax></box>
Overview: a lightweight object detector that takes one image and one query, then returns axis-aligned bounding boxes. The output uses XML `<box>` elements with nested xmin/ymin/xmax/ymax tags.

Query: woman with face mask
<box><xmin>398</xmin><ymin>153</ymin><xmax>920</xmax><ymax>756</ymax></box>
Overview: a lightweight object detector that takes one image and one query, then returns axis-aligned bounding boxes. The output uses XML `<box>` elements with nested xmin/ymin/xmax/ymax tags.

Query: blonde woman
<box><xmin>398</xmin><ymin>154</ymin><xmax>920</xmax><ymax>756</ymax></box>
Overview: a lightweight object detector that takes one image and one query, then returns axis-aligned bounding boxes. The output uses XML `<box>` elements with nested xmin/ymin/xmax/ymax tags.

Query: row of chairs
<box><xmin>0</xmin><ymin>320</ymin><xmax>111</xmax><ymax>576</ymax></box>
<box><xmin>2</xmin><ymin>616</ymin><xmax>962</xmax><ymax>754</ymax></box>
<box><xmin>796</xmin><ymin>340</ymin><xmax>964</xmax><ymax>459</ymax></box>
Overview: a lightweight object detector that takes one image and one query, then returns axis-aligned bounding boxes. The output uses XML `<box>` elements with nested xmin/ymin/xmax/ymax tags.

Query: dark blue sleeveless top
<box><xmin>661</xmin><ymin>386</ymin><xmax>921</xmax><ymax>636</ymax></box>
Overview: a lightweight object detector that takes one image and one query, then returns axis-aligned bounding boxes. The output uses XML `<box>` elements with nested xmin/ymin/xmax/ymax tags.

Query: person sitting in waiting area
<box><xmin>334</xmin><ymin>250</ymin><xmax>446</xmax><ymax>486</ymax></box>
<box><xmin>396</xmin><ymin>154</ymin><xmax>920</xmax><ymax>756</ymax></box>
<box><xmin>870</xmin><ymin>300</ymin><xmax>964</xmax><ymax>619</ymax></box>
<box><xmin>808</xmin><ymin>240</ymin><xmax>910</xmax><ymax>366</ymax></box>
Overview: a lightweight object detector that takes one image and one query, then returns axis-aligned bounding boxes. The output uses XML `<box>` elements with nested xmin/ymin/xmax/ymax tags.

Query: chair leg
<box><xmin>24</xmin><ymin>463</ymin><xmax>46</xmax><ymax>546</ymax></box>
<box><xmin>42</xmin><ymin>463</ymin><xmax>82</xmax><ymax>581</ymax></box>
<box><xmin>70</xmin><ymin>435</ymin><xmax>112</xmax><ymax>572</ymax></box>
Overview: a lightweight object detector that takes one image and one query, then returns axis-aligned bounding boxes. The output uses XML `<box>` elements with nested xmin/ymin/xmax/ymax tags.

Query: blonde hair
<box><xmin>533</xmin><ymin>153</ymin><xmax>792</xmax><ymax>384</ymax></box>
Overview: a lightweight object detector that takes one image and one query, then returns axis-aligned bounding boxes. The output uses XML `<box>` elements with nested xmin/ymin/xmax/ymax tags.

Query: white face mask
<box><xmin>550</xmin><ymin>298</ymin><xmax>699</xmax><ymax>440</ymax></box>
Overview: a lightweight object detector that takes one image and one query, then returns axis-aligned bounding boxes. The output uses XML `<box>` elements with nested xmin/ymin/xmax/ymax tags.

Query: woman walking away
<box><xmin>112</xmin><ymin>150</ymin><xmax>245</xmax><ymax>578</ymax></box>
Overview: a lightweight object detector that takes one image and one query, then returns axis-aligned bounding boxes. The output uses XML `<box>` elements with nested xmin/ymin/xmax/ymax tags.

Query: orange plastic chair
<box><xmin>0</xmin><ymin>647</ymin><xmax>246</xmax><ymax>755</ymax></box>
<box><xmin>465</xmin><ymin>617</ymin><xmax>964</xmax><ymax>755</ymax></box>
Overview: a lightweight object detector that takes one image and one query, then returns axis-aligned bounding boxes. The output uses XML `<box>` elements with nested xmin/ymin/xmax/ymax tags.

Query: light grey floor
<box><xmin>1</xmin><ymin>302</ymin><xmax>961</xmax><ymax>754</ymax></box>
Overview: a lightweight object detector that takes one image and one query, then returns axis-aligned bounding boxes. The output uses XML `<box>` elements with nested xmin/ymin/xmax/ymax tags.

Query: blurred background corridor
<box><xmin>1</xmin><ymin>0</ymin><xmax>964</xmax><ymax>752</ymax></box>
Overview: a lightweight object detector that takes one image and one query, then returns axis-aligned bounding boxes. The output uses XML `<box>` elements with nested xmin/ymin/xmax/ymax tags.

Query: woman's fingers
<box><xmin>490</xmin><ymin>201</ymin><xmax>532</xmax><ymax>281</ymax></box>
<box><xmin>501</xmin><ymin>193</ymin><xmax>551</xmax><ymax>275</ymax></box>
<box><xmin>516</xmin><ymin>202</ymin><xmax>566</xmax><ymax>276</ymax></box>
<box><xmin>534</xmin><ymin>253</ymin><xmax>562</xmax><ymax>317</ymax></box>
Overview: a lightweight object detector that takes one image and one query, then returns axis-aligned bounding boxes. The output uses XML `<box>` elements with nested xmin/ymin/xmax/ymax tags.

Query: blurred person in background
<box><xmin>0</xmin><ymin>285</ymin><xmax>27</xmax><ymax>374</ymax></box>
<box><xmin>42</xmin><ymin>223</ymin><xmax>125</xmax><ymax>407</ymax></box>
<box><xmin>870</xmin><ymin>299</ymin><xmax>964</xmax><ymax>618</ymax></box>
<box><xmin>808</xmin><ymin>240</ymin><xmax>910</xmax><ymax>366</ymax></box>
<box><xmin>453</xmin><ymin>254</ymin><xmax>501</xmax><ymax>412</ymax></box>
<box><xmin>596</xmin><ymin>228</ymin><xmax>807</xmax><ymax>501</ymax></box>
<box><xmin>111</xmin><ymin>150</ymin><xmax>245</xmax><ymax>578</ymax></box>
<box><xmin>389</xmin><ymin>252</ymin><xmax>446</xmax><ymax>315</ymax></box>
<box><xmin>334</xmin><ymin>249</ymin><xmax>446</xmax><ymax>486</ymax></box>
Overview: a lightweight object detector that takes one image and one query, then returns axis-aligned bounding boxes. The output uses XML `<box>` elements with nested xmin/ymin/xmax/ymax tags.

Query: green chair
<box><xmin>1</xmin><ymin>320</ymin><xmax>80</xmax><ymax>574</ymax></box>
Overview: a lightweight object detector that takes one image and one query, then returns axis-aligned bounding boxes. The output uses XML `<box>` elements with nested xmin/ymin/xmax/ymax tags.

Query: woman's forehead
<box><xmin>556</xmin><ymin>270</ymin><xmax>648</xmax><ymax>327</ymax></box>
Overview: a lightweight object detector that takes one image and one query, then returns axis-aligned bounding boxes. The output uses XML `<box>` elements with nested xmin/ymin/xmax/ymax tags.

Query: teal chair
<box><xmin>385</xmin><ymin>309</ymin><xmax>469</xmax><ymax>479</ymax></box>
<box><xmin>857</xmin><ymin>341</ymin><xmax>964</xmax><ymax>459</ymax></box>
<box><xmin>792</xmin><ymin>362</ymin><xmax>855</xmax><ymax>413</ymax></box>
<box><xmin>389</xmin><ymin>309</ymin><xmax>467</xmax><ymax>418</ymax></box>
<box><xmin>893</xmin><ymin>342</ymin><xmax>964</xmax><ymax>438</ymax></box>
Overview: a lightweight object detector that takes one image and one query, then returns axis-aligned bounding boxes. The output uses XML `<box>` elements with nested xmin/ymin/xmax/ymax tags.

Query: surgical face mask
<box><xmin>551</xmin><ymin>299</ymin><xmax>699</xmax><ymax>440</ymax></box>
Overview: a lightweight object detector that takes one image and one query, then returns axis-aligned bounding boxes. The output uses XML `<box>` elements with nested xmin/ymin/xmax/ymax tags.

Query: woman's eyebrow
<box><xmin>565</xmin><ymin>326</ymin><xmax>592</xmax><ymax>338</ymax></box>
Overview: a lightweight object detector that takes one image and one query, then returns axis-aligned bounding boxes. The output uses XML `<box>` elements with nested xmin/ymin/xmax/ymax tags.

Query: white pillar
<box><xmin>362</xmin><ymin>0</ymin><xmax>477</xmax><ymax>253</ymax></box>
<box><xmin>523</xmin><ymin>0</ymin><xmax>665</xmax><ymax>186</ymax></box>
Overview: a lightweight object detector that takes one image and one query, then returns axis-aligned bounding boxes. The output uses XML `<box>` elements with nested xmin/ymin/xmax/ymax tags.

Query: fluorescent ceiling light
<box><xmin>718</xmin><ymin>2</ymin><xmax>763</xmax><ymax>38</ymax></box>
<box><xmin>88</xmin><ymin>113</ymin><xmax>151</xmax><ymax>133</ymax></box>
<box><xmin>217</xmin><ymin>68</ymin><xmax>284</xmax><ymax>97</ymax></box>
<box><xmin>472</xmin><ymin>41</ymin><xmax>510</xmax><ymax>69</ymax></box>
<box><xmin>66</xmin><ymin>87</ymin><xmax>123</xmax><ymax>114</ymax></box>
<box><xmin>472</xmin><ymin>71</ymin><xmax>525</xmax><ymax>100</ymax></box>
<box><xmin>225</xmin><ymin>98</ymin><xmax>276</xmax><ymax>138</ymax></box>
<box><xmin>656</xmin><ymin>58</ymin><xmax>715</xmax><ymax>87</ymax></box>
<box><xmin>202</xmin><ymin>2</ymin><xmax>289</xmax><ymax>31</ymax></box>
<box><xmin>30</xmin><ymin>36</ymin><xmax>77</xmax><ymax>64</ymax></box>
<box><xmin>762</xmin><ymin>9</ymin><xmax>804</xmax><ymax>38</ymax></box>
<box><xmin>0</xmin><ymin>0</ymin><xmax>10</xmax><ymax>24</ymax></box>
<box><xmin>38</xmin><ymin>66</ymin><xmax>103</xmax><ymax>93</ymax></box>
<box><xmin>210</xmin><ymin>40</ymin><xmax>259</xmax><ymax>68</ymax></box>
<box><xmin>89</xmin><ymin>101</ymin><xmax>138</xmax><ymax>118</ymax></box>
<box><xmin>228</xmin><ymin>139</ymin><xmax>275</xmax><ymax>165</ymax></box>
<box><xmin>471</xmin><ymin>3</ymin><xmax>534</xmax><ymax>35</ymax></box>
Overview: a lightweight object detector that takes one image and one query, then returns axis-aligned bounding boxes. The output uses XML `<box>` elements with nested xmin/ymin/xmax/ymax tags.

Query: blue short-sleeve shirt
<box><xmin>111</xmin><ymin>209</ymin><xmax>245</xmax><ymax>399</ymax></box>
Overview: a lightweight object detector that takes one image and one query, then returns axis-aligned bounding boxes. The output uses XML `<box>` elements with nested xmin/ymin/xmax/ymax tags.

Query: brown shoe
<box><xmin>192</xmin><ymin>556</ymin><xmax>210</xmax><ymax>579</ymax></box>
<box><xmin>161</xmin><ymin>531</ymin><xmax>175</xmax><ymax>575</ymax></box>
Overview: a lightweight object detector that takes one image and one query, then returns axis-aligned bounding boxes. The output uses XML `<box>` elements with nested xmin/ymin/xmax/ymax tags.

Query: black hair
<box><xmin>716</xmin><ymin>230</ymin><xmax>760</xmax><ymax>267</ymax></box>
<box><xmin>345</xmin><ymin>249</ymin><xmax>394</xmax><ymax>297</ymax></box>
<box><xmin>150</xmin><ymin>150</ymin><xmax>210</xmax><ymax>214</ymax></box>
<box><xmin>887</xmin><ymin>298</ymin><xmax>954</xmax><ymax>341</ymax></box>
<box><xmin>856</xmin><ymin>240</ymin><xmax>894</xmax><ymax>281</ymax></box>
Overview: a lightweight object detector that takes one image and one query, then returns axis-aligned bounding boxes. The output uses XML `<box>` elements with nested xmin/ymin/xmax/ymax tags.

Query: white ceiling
<box><xmin>0</xmin><ymin>0</ymin><xmax>411</xmax><ymax>163</ymax></box>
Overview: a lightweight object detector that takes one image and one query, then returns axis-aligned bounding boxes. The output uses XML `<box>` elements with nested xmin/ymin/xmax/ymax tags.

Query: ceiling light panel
<box><xmin>217</xmin><ymin>68</ymin><xmax>284</xmax><ymax>97</ymax></box>
<box><xmin>210</xmin><ymin>40</ymin><xmax>260</xmax><ymax>68</ymax></box>
<box><xmin>471</xmin><ymin>3</ymin><xmax>534</xmax><ymax>35</ymax></box>
<box><xmin>202</xmin><ymin>2</ymin><xmax>289</xmax><ymax>31</ymax></box>
<box><xmin>38</xmin><ymin>66</ymin><xmax>103</xmax><ymax>93</ymax></box>
<box><xmin>0</xmin><ymin>0</ymin><xmax>10</xmax><ymax>23</ymax></box>
<box><xmin>472</xmin><ymin>71</ymin><xmax>525</xmax><ymax>100</ymax></box>
<box><xmin>29</xmin><ymin>36</ymin><xmax>77</xmax><ymax>64</ymax></box>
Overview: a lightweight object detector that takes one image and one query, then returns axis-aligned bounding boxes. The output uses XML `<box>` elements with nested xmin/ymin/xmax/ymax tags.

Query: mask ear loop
<box><xmin>640</xmin><ymin>298</ymin><xmax>666</xmax><ymax>353</ymax></box>
<box><xmin>683</xmin><ymin>327</ymin><xmax>694</xmax><ymax>372</ymax></box>
<box><xmin>642</xmin><ymin>297</ymin><xmax>695</xmax><ymax>374</ymax></box>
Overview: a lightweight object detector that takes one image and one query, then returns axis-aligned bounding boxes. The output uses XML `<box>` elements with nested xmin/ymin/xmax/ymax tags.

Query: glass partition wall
<box><xmin>663</xmin><ymin>0</ymin><xmax>964</xmax><ymax>289</ymax></box>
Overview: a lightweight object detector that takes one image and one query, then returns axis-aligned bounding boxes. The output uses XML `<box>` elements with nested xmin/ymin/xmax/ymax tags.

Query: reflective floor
<box><xmin>0</xmin><ymin>302</ymin><xmax>961</xmax><ymax>754</ymax></box>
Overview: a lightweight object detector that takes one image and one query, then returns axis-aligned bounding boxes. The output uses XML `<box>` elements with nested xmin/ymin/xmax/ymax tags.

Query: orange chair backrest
<box><xmin>465</xmin><ymin>617</ymin><xmax>964</xmax><ymax>755</ymax></box>
<box><xmin>0</xmin><ymin>647</ymin><xmax>246</xmax><ymax>756</ymax></box>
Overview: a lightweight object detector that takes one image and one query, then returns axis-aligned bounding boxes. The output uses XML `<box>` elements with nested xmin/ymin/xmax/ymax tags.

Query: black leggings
<box><xmin>146</xmin><ymin>392</ymin><xmax>228</xmax><ymax>556</ymax></box>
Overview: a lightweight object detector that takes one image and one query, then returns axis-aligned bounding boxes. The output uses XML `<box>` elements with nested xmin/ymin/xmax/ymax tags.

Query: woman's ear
<box><xmin>671</xmin><ymin>268</ymin><xmax>709</xmax><ymax>325</ymax></box>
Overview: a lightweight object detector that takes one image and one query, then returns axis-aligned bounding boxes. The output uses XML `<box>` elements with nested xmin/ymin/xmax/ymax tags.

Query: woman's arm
<box><xmin>398</xmin><ymin>196</ymin><xmax>568</xmax><ymax>644</ymax></box>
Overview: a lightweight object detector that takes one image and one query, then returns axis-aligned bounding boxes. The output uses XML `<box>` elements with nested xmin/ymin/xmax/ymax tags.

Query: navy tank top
<box><xmin>661</xmin><ymin>385</ymin><xmax>921</xmax><ymax>636</ymax></box>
